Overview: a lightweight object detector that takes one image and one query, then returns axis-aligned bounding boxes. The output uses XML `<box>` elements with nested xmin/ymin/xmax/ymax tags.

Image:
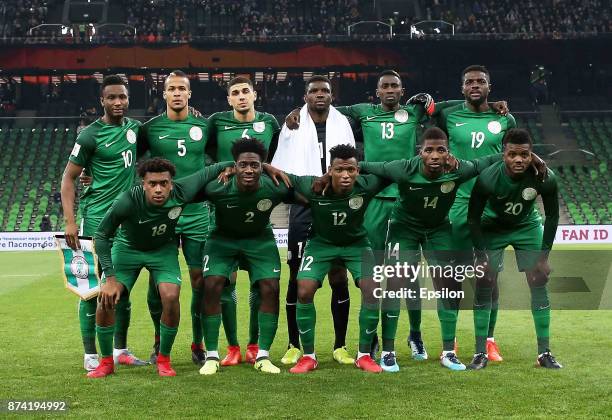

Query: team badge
<box><xmin>522</xmin><ymin>187</ymin><xmax>537</xmax><ymax>201</ymax></box>
<box><xmin>253</xmin><ymin>121</ymin><xmax>265</xmax><ymax>133</ymax></box>
<box><xmin>126</xmin><ymin>129</ymin><xmax>137</xmax><ymax>144</ymax></box>
<box><xmin>348</xmin><ymin>196</ymin><xmax>364</xmax><ymax>210</ymax></box>
<box><xmin>440</xmin><ymin>181</ymin><xmax>455</xmax><ymax>193</ymax></box>
<box><xmin>487</xmin><ymin>121</ymin><xmax>502</xmax><ymax>134</ymax></box>
<box><xmin>168</xmin><ymin>206</ymin><xmax>182</xmax><ymax>219</ymax></box>
<box><xmin>257</xmin><ymin>199</ymin><xmax>272</xmax><ymax>211</ymax></box>
<box><xmin>394</xmin><ymin>109</ymin><xmax>409</xmax><ymax>123</ymax></box>
<box><xmin>70</xmin><ymin>255</ymin><xmax>89</xmax><ymax>280</ymax></box>
<box><xmin>189</xmin><ymin>126</ymin><xmax>203</xmax><ymax>141</ymax></box>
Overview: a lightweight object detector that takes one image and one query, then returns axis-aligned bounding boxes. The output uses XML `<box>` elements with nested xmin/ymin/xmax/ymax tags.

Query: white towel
<box><xmin>271</xmin><ymin>104</ymin><xmax>355</xmax><ymax>176</ymax></box>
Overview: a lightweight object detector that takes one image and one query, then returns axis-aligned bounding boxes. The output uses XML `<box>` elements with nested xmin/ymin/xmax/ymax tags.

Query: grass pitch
<box><xmin>1</xmin><ymin>250</ymin><xmax>611</xmax><ymax>419</ymax></box>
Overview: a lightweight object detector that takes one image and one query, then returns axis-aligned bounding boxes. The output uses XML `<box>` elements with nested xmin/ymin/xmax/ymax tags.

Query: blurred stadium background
<box><xmin>0</xmin><ymin>0</ymin><xmax>610</xmax><ymax>235</ymax></box>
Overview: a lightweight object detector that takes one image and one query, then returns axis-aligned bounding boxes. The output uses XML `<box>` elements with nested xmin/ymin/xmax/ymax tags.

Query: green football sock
<box><xmin>79</xmin><ymin>298</ymin><xmax>97</xmax><ymax>354</ymax></box>
<box><xmin>248</xmin><ymin>288</ymin><xmax>261</xmax><ymax>345</ymax></box>
<box><xmin>257</xmin><ymin>311</ymin><xmax>278</xmax><ymax>352</ymax></box>
<box><xmin>96</xmin><ymin>325</ymin><xmax>114</xmax><ymax>358</ymax></box>
<box><xmin>488</xmin><ymin>303</ymin><xmax>499</xmax><ymax>338</ymax></box>
<box><xmin>474</xmin><ymin>287</ymin><xmax>492</xmax><ymax>354</ymax></box>
<box><xmin>202</xmin><ymin>313</ymin><xmax>222</xmax><ymax>353</ymax></box>
<box><xmin>530</xmin><ymin>285</ymin><xmax>551</xmax><ymax>354</ymax></box>
<box><xmin>220</xmin><ymin>284</ymin><xmax>239</xmax><ymax>346</ymax></box>
<box><xmin>113</xmin><ymin>295</ymin><xmax>131</xmax><ymax>350</ymax></box>
<box><xmin>381</xmin><ymin>309</ymin><xmax>400</xmax><ymax>352</ymax></box>
<box><xmin>437</xmin><ymin>299</ymin><xmax>458</xmax><ymax>351</ymax></box>
<box><xmin>190</xmin><ymin>288</ymin><xmax>203</xmax><ymax>345</ymax></box>
<box><xmin>296</xmin><ymin>302</ymin><xmax>316</xmax><ymax>354</ymax></box>
<box><xmin>405</xmin><ymin>280</ymin><xmax>422</xmax><ymax>334</ymax></box>
<box><xmin>160</xmin><ymin>322</ymin><xmax>178</xmax><ymax>356</ymax></box>
<box><xmin>408</xmin><ymin>309</ymin><xmax>422</xmax><ymax>334</ymax></box>
<box><xmin>359</xmin><ymin>305</ymin><xmax>379</xmax><ymax>354</ymax></box>
<box><xmin>147</xmin><ymin>278</ymin><xmax>162</xmax><ymax>336</ymax></box>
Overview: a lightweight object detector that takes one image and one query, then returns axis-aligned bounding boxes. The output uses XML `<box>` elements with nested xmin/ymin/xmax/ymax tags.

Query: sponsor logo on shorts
<box><xmin>257</xmin><ymin>199</ymin><xmax>273</xmax><ymax>211</ymax></box>
<box><xmin>394</xmin><ymin>109</ymin><xmax>409</xmax><ymax>123</ymax></box>
<box><xmin>168</xmin><ymin>207</ymin><xmax>182</xmax><ymax>219</ymax></box>
<box><xmin>126</xmin><ymin>129</ymin><xmax>137</xmax><ymax>144</ymax></box>
<box><xmin>365</xmin><ymin>328</ymin><xmax>376</xmax><ymax>334</ymax></box>
<box><xmin>190</xmin><ymin>126</ymin><xmax>203</xmax><ymax>141</ymax></box>
<box><xmin>522</xmin><ymin>187</ymin><xmax>537</xmax><ymax>201</ymax></box>
<box><xmin>487</xmin><ymin>121</ymin><xmax>502</xmax><ymax>134</ymax></box>
<box><xmin>70</xmin><ymin>255</ymin><xmax>89</xmax><ymax>279</ymax></box>
<box><xmin>298</xmin><ymin>328</ymin><xmax>312</xmax><ymax>334</ymax></box>
<box><xmin>253</xmin><ymin>121</ymin><xmax>265</xmax><ymax>133</ymax></box>
<box><xmin>440</xmin><ymin>181</ymin><xmax>455</xmax><ymax>194</ymax></box>
<box><xmin>348</xmin><ymin>196</ymin><xmax>363</xmax><ymax>210</ymax></box>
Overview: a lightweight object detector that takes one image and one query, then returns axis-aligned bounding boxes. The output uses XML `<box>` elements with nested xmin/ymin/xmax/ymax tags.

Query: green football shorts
<box><xmin>297</xmin><ymin>237</ymin><xmax>374</xmax><ymax>286</ymax></box>
<box><xmin>203</xmin><ymin>230</ymin><xmax>280</xmax><ymax>284</ymax></box>
<box><xmin>482</xmin><ymin>222</ymin><xmax>544</xmax><ymax>272</ymax></box>
<box><xmin>364</xmin><ymin>197</ymin><xmax>395</xmax><ymax>254</ymax></box>
<box><xmin>102</xmin><ymin>242</ymin><xmax>182</xmax><ymax>292</ymax></box>
<box><xmin>384</xmin><ymin>220</ymin><xmax>454</xmax><ymax>266</ymax></box>
<box><xmin>175</xmin><ymin>205</ymin><xmax>210</xmax><ymax>269</ymax></box>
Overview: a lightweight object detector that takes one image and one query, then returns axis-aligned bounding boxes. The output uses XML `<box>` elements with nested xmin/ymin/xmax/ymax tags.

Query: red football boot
<box><xmin>156</xmin><ymin>354</ymin><xmax>177</xmax><ymax>377</ymax></box>
<box><xmin>245</xmin><ymin>344</ymin><xmax>259</xmax><ymax>365</ymax></box>
<box><xmin>289</xmin><ymin>356</ymin><xmax>318</xmax><ymax>374</ymax></box>
<box><xmin>355</xmin><ymin>355</ymin><xmax>382</xmax><ymax>373</ymax></box>
<box><xmin>86</xmin><ymin>356</ymin><xmax>114</xmax><ymax>378</ymax></box>
<box><xmin>220</xmin><ymin>345</ymin><xmax>242</xmax><ymax>366</ymax></box>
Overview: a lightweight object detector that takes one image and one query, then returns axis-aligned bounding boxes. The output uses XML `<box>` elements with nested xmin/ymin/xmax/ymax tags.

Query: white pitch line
<box><xmin>0</xmin><ymin>274</ymin><xmax>38</xmax><ymax>278</ymax></box>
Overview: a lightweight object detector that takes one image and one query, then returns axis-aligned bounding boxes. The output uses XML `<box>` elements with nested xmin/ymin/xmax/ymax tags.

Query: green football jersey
<box><xmin>435</xmin><ymin>102</ymin><xmax>516</xmax><ymax>200</ymax></box>
<box><xmin>468</xmin><ymin>162</ymin><xmax>559</xmax><ymax>250</ymax></box>
<box><xmin>68</xmin><ymin>117</ymin><xmax>141</xmax><ymax>219</ymax></box>
<box><xmin>95</xmin><ymin>162</ymin><xmax>232</xmax><ymax>276</ymax></box>
<box><xmin>204</xmin><ymin>175</ymin><xmax>293</xmax><ymax>239</ymax></box>
<box><xmin>140</xmin><ymin>112</ymin><xmax>210</xmax><ymax>216</ymax></box>
<box><xmin>208</xmin><ymin>111</ymin><xmax>280</xmax><ymax>161</ymax></box>
<box><xmin>290</xmin><ymin>174</ymin><xmax>391</xmax><ymax>246</ymax></box>
<box><xmin>360</xmin><ymin>154</ymin><xmax>501</xmax><ymax>229</ymax></box>
<box><xmin>337</xmin><ymin>103</ymin><xmax>426</xmax><ymax>198</ymax></box>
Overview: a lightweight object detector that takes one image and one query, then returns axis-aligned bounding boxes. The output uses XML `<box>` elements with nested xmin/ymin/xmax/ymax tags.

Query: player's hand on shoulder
<box><xmin>406</xmin><ymin>93</ymin><xmax>435</xmax><ymax>116</ymax></box>
<box><xmin>188</xmin><ymin>106</ymin><xmax>203</xmax><ymax>118</ymax></box>
<box><xmin>262</xmin><ymin>163</ymin><xmax>292</xmax><ymax>188</ymax></box>
<box><xmin>217</xmin><ymin>166</ymin><xmax>236</xmax><ymax>184</ymax></box>
<box><xmin>64</xmin><ymin>221</ymin><xmax>81</xmax><ymax>250</ymax></box>
<box><xmin>491</xmin><ymin>101</ymin><xmax>509</xmax><ymax>116</ymax></box>
<box><xmin>530</xmin><ymin>152</ymin><xmax>549</xmax><ymax>182</ymax></box>
<box><xmin>312</xmin><ymin>172</ymin><xmax>332</xmax><ymax>195</ymax></box>
<box><xmin>79</xmin><ymin>169</ymin><xmax>92</xmax><ymax>187</ymax></box>
<box><xmin>445</xmin><ymin>153</ymin><xmax>459</xmax><ymax>173</ymax></box>
<box><xmin>285</xmin><ymin>108</ymin><xmax>301</xmax><ymax>130</ymax></box>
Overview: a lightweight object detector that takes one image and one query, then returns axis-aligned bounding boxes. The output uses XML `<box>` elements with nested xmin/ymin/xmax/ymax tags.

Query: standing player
<box><xmin>138</xmin><ymin>70</ymin><xmax>211</xmax><ymax>366</ymax></box>
<box><xmin>272</xmin><ymin>75</ymin><xmax>356</xmax><ymax>366</ymax></box>
<box><xmin>206</xmin><ymin>76</ymin><xmax>281</xmax><ymax>366</ymax></box>
<box><xmin>358</xmin><ymin>127</ymin><xmax>545</xmax><ymax>372</ymax></box>
<box><xmin>334</xmin><ymin>70</ymin><xmax>431</xmax><ymax>360</ymax></box>
<box><xmin>61</xmin><ymin>75</ymin><xmax>145</xmax><ymax>371</ymax></box>
<box><xmin>287</xmin><ymin>145</ymin><xmax>390</xmax><ymax>374</ymax></box>
<box><xmin>434</xmin><ymin>65</ymin><xmax>517</xmax><ymax>361</ymax></box>
<box><xmin>199</xmin><ymin>138</ymin><xmax>295</xmax><ymax>375</ymax></box>
<box><xmin>88</xmin><ymin>158</ymin><xmax>233</xmax><ymax>378</ymax></box>
<box><xmin>467</xmin><ymin>129</ymin><xmax>561</xmax><ymax>369</ymax></box>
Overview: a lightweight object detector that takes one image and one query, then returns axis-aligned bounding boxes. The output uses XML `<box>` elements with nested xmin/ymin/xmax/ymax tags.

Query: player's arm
<box><xmin>457</xmin><ymin>154</ymin><xmax>503</xmax><ymax>181</ymax></box>
<box><xmin>266</xmin><ymin>115</ymin><xmax>281</xmax><ymax>163</ymax></box>
<box><xmin>94</xmin><ymin>195</ymin><xmax>131</xmax><ymax>278</ymax></box>
<box><xmin>358</xmin><ymin>159</ymin><xmax>410</xmax><ymax>184</ymax></box>
<box><xmin>94</xmin><ymin>195</ymin><xmax>131</xmax><ymax>309</ymax></box>
<box><xmin>178</xmin><ymin>161</ymin><xmax>235</xmax><ymax>203</ymax></box>
<box><xmin>136</xmin><ymin>122</ymin><xmax>150</xmax><ymax>158</ymax></box>
<box><xmin>466</xmin><ymin>177</ymin><xmax>490</xmax><ymax>252</ymax></box>
<box><xmin>61</xmin><ymin>131</ymin><xmax>95</xmax><ymax>250</ymax></box>
<box><xmin>285</xmin><ymin>174</ymin><xmax>315</xmax><ymax>204</ymax></box>
<box><xmin>361</xmin><ymin>173</ymin><xmax>394</xmax><ymax>196</ymax></box>
<box><xmin>539</xmin><ymin>172</ymin><xmax>560</xmax><ymax>252</ymax></box>
<box><xmin>204</xmin><ymin>113</ymin><xmax>218</xmax><ymax>163</ymax></box>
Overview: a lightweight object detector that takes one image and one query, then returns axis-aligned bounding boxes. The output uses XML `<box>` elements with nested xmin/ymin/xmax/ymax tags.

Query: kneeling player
<box><xmin>89</xmin><ymin>158</ymin><xmax>232</xmax><ymax>378</ymax></box>
<box><xmin>199</xmin><ymin>138</ymin><xmax>295</xmax><ymax>375</ymax></box>
<box><xmin>467</xmin><ymin>128</ymin><xmax>562</xmax><ymax>369</ymax></box>
<box><xmin>288</xmin><ymin>144</ymin><xmax>390</xmax><ymax>374</ymax></box>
